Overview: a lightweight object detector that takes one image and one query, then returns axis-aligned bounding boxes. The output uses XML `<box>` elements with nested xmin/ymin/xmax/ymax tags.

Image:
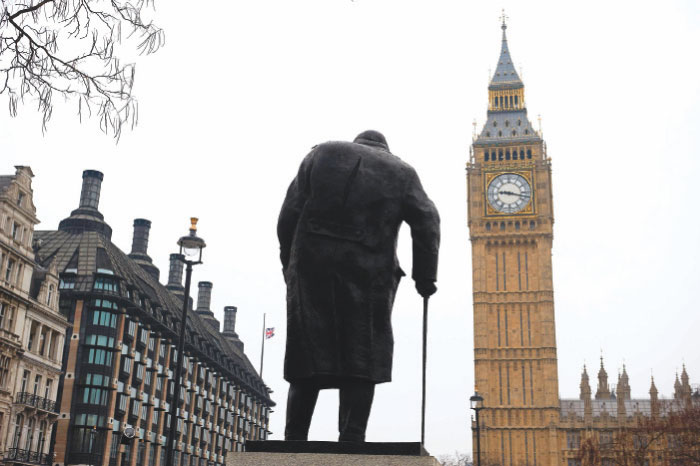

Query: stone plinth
<box><xmin>226</xmin><ymin>452</ymin><xmax>441</xmax><ymax>466</ymax></box>
<box><xmin>226</xmin><ymin>441</ymin><xmax>441</xmax><ymax>466</ymax></box>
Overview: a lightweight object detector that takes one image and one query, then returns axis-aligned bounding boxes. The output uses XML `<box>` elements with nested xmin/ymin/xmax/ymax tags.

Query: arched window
<box><xmin>515</xmin><ymin>221</ymin><xmax>520</xmax><ymax>231</ymax></box>
<box><xmin>525</xmin><ymin>129</ymin><xmax>529</xmax><ymax>135</ymax></box>
<box><xmin>527</xmin><ymin>149</ymin><xmax>532</xmax><ymax>159</ymax></box>
<box><xmin>484</xmin><ymin>151</ymin><xmax>489</xmax><ymax>162</ymax></box>
<box><xmin>505</xmin><ymin>150</ymin><xmax>511</xmax><ymax>160</ymax></box>
<box><xmin>500</xmin><ymin>96</ymin><xmax>504</xmax><ymax>107</ymax></box>
<box><xmin>505</xmin><ymin>120</ymin><xmax>510</xmax><ymax>127</ymax></box>
<box><xmin>512</xmin><ymin>130</ymin><xmax>517</xmax><ymax>136</ymax></box>
<box><xmin>515</xmin><ymin>96</ymin><xmax>519</xmax><ymax>107</ymax></box>
<box><xmin>491</xmin><ymin>151</ymin><xmax>497</xmax><ymax>161</ymax></box>
<box><xmin>486</xmin><ymin>223</ymin><xmax>491</xmax><ymax>231</ymax></box>
<box><xmin>498</xmin><ymin>150</ymin><xmax>504</xmax><ymax>161</ymax></box>
<box><xmin>529</xmin><ymin>221</ymin><xmax>536</xmax><ymax>230</ymax></box>
<box><xmin>494</xmin><ymin>97</ymin><xmax>498</xmax><ymax>108</ymax></box>
<box><xmin>520</xmin><ymin>149</ymin><xmax>525</xmax><ymax>160</ymax></box>
<box><xmin>517</xmin><ymin>119</ymin><xmax>522</xmax><ymax>126</ymax></box>
<box><xmin>498</xmin><ymin>131</ymin><xmax>502</xmax><ymax>137</ymax></box>
<box><xmin>47</xmin><ymin>284</ymin><xmax>54</xmax><ymax>306</ymax></box>
<box><xmin>493</xmin><ymin>121</ymin><xmax>497</xmax><ymax>127</ymax></box>
<box><xmin>486</xmin><ymin>131</ymin><xmax>491</xmax><ymax>137</ymax></box>
<box><xmin>500</xmin><ymin>222</ymin><xmax>506</xmax><ymax>231</ymax></box>
<box><xmin>509</xmin><ymin>96</ymin><xmax>514</xmax><ymax>107</ymax></box>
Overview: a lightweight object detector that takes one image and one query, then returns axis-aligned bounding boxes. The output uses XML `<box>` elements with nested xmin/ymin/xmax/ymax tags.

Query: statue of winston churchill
<box><xmin>277</xmin><ymin>130</ymin><xmax>440</xmax><ymax>442</ymax></box>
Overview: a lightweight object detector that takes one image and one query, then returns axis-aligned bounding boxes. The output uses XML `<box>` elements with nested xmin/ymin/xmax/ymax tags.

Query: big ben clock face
<box><xmin>486</xmin><ymin>173</ymin><xmax>532</xmax><ymax>214</ymax></box>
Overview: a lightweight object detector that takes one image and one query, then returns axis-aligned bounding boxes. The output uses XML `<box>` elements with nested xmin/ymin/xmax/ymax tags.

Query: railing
<box><xmin>3</xmin><ymin>448</ymin><xmax>52</xmax><ymax>465</ymax></box>
<box><xmin>14</xmin><ymin>393</ymin><xmax>57</xmax><ymax>413</ymax></box>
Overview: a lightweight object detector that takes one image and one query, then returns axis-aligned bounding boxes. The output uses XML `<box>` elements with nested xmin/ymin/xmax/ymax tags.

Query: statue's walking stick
<box><xmin>421</xmin><ymin>296</ymin><xmax>429</xmax><ymax>445</ymax></box>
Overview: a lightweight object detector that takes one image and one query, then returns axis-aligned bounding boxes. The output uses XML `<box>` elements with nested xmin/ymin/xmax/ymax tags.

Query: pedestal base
<box><xmin>226</xmin><ymin>441</ymin><xmax>441</xmax><ymax>466</ymax></box>
<box><xmin>226</xmin><ymin>451</ymin><xmax>441</xmax><ymax>466</ymax></box>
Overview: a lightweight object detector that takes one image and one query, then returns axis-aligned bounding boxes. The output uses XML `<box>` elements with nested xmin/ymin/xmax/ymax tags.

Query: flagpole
<box><xmin>260</xmin><ymin>313</ymin><xmax>266</xmax><ymax>378</ymax></box>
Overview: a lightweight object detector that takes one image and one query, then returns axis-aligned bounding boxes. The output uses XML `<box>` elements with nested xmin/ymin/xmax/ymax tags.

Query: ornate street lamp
<box><xmin>470</xmin><ymin>391</ymin><xmax>484</xmax><ymax>466</ymax></box>
<box><xmin>165</xmin><ymin>218</ymin><xmax>206</xmax><ymax>466</ymax></box>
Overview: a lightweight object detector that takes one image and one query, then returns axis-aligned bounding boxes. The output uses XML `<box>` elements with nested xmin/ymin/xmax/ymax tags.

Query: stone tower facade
<box><xmin>467</xmin><ymin>19</ymin><xmax>559</xmax><ymax>466</ymax></box>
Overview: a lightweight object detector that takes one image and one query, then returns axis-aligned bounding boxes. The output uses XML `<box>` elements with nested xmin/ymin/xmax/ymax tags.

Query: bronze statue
<box><xmin>277</xmin><ymin>130</ymin><xmax>440</xmax><ymax>442</ymax></box>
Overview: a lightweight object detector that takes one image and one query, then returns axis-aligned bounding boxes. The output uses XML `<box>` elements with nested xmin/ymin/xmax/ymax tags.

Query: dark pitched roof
<box><xmin>34</xmin><ymin>226</ymin><xmax>273</xmax><ymax>405</ymax></box>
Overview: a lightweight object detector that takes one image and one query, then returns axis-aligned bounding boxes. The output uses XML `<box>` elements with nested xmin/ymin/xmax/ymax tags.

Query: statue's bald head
<box><xmin>354</xmin><ymin>130</ymin><xmax>389</xmax><ymax>152</ymax></box>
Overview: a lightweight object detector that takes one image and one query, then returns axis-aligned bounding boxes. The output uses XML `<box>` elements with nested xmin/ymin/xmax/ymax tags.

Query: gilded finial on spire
<box><xmin>500</xmin><ymin>9</ymin><xmax>508</xmax><ymax>30</ymax></box>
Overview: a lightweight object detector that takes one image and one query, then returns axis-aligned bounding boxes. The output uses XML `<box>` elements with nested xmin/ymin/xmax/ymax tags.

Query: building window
<box><xmin>94</xmin><ymin>276</ymin><xmax>119</xmax><ymax>292</ymax></box>
<box><xmin>59</xmin><ymin>278</ymin><xmax>75</xmax><ymax>289</ymax></box>
<box><xmin>5</xmin><ymin>259</ymin><xmax>14</xmax><ymax>282</ymax></box>
<box><xmin>91</xmin><ymin>309</ymin><xmax>117</xmax><ymax>328</ymax></box>
<box><xmin>44</xmin><ymin>379</ymin><xmax>53</xmax><ymax>400</ymax></box>
<box><xmin>566</xmin><ymin>430</ymin><xmax>581</xmax><ymax>449</ymax></box>
<box><xmin>0</xmin><ymin>356</ymin><xmax>10</xmax><ymax>388</ymax></box>
<box><xmin>11</xmin><ymin>222</ymin><xmax>19</xmax><ymax>241</ymax></box>
<box><xmin>47</xmin><ymin>284</ymin><xmax>55</xmax><ymax>306</ymax></box>
<box><xmin>600</xmin><ymin>430</ymin><xmax>613</xmax><ymax>449</ymax></box>
<box><xmin>17</xmin><ymin>192</ymin><xmax>25</xmax><ymax>207</ymax></box>
<box><xmin>527</xmin><ymin>149</ymin><xmax>532</xmax><ymax>159</ymax></box>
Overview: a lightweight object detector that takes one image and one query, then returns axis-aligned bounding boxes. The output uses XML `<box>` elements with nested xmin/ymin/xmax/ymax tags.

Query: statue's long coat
<box><xmin>278</xmin><ymin>140</ymin><xmax>440</xmax><ymax>385</ymax></box>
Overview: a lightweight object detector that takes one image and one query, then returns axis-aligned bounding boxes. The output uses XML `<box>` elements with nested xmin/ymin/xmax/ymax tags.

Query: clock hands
<box><xmin>499</xmin><ymin>190</ymin><xmax>530</xmax><ymax>199</ymax></box>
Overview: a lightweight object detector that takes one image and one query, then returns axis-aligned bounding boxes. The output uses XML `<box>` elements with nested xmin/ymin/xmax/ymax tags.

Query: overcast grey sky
<box><xmin>2</xmin><ymin>0</ymin><xmax>699</xmax><ymax>458</ymax></box>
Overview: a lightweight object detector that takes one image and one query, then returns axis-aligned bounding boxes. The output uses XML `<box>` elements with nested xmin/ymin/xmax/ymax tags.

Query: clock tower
<box><xmin>468</xmin><ymin>18</ymin><xmax>560</xmax><ymax>466</ymax></box>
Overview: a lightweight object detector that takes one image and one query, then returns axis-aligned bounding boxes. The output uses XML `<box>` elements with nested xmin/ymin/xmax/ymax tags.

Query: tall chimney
<box><xmin>131</xmin><ymin>219</ymin><xmax>151</xmax><ymax>256</ymax></box>
<box><xmin>79</xmin><ymin>170</ymin><xmax>104</xmax><ymax>210</ymax></box>
<box><xmin>223</xmin><ymin>306</ymin><xmax>239</xmax><ymax>337</ymax></box>
<box><xmin>195</xmin><ymin>281</ymin><xmax>220</xmax><ymax>332</ymax></box>
<box><xmin>196</xmin><ymin>281</ymin><xmax>213</xmax><ymax>312</ymax></box>
<box><xmin>129</xmin><ymin>219</ymin><xmax>159</xmax><ymax>281</ymax></box>
<box><xmin>222</xmin><ymin>306</ymin><xmax>244</xmax><ymax>351</ymax></box>
<box><xmin>58</xmin><ymin>169</ymin><xmax>112</xmax><ymax>237</ymax></box>
<box><xmin>165</xmin><ymin>253</ymin><xmax>185</xmax><ymax>295</ymax></box>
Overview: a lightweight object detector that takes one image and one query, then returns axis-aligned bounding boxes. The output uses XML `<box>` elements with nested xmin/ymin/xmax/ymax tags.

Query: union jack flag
<box><xmin>265</xmin><ymin>327</ymin><xmax>275</xmax><ymax>339</ymax></box>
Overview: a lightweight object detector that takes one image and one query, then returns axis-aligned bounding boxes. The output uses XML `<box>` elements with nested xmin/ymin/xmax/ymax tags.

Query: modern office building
<box><xmin>32</xmin><ymin>169</ymin><xmax>273</xmax><ymax>466</ymax></box>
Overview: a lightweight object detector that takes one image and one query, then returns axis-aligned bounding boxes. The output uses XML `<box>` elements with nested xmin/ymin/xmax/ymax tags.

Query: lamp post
<box><xmin>90</xmin><ymin>425</ymin><xmax>97</xmax><ymax>466</ymax></box>
<box><xmin>470</xmin><ymin>391</ymin><xmax>484</xmax><ymax>466</ymax></box>
<box><xmin>164</xmin><ymin>218</ymin><xmax>206</xmax><ymax>466</ymax></box>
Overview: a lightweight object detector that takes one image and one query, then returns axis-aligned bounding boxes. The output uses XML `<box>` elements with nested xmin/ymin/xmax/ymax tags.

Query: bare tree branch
<box><xmin>1</xmin><ymin>0</ymin><xmax>163</xmax><ymax>139</ymax></box>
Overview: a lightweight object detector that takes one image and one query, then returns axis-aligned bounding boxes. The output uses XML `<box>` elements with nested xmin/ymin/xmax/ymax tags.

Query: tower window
<box><xmin>498</xmin><ymin>131</ymin><xmax>502</xmax><ymax>137</ymax></box>
<box><xmin>505</xmin><ymin>120</ymin><xmax>510</xmax><ymax>127</ymax></box>
<box><xmin>515</xmin><ymin>96</ymin><xmax>519</xmax><ymax>107</ymax></box>
<box><xmin>517</xmin><ymin>119</ymin><xmax>522</xmax><ymax>126</ymax></box>
<box><xmin>509</xmin><ymin>96</ymin><xmax>514</xmax><ymax>107</ymax></box>
<box><xmin>498</xmin><ymin>150</ymin><xmax>504</xmax><ymax>161</ymax></box>
<box><xmin>515</xmin><ymin>221</ymin><xmax>520</xmax><ymax>231</ymax></box>
<box><xmin>512</xmin><ymin>130</ymin><xmax>517</xmax><ymax>136</ymax></box>
<box><xmin>491</xmin><ymin>151</ymin><xmax>497</xmax><ymax>161</ymax></box>
<box><xmin>484</xmin><ymin>151</ymin><xmax>489</xmax><ymax>162</ymax></box>
<box><xmin>500</xmin><ymin>96</ymin><xmax>504</xmax><ymax>107</ymax></box>
<box><xmin>500</xmin><ymin>222</ymin><xmax>506</xmax><ymax>231</ymax></box>
<box><xmin>486</xmin><ymin>223</ymin><xmax>491</xmax><ymax>231</ymax></box>
<box><xmin>520</xmin><ymin>149</ymin><xmax>525</xmax><ymax>160</ymax></box>
<box><xmin>525</xmin><ymin>129</ymin><xmax>529</xmax><ymax>135</ymax></box>
<box><xmin>486</xmin><ymin>131</ymin><xmax>491</xmax><ymax>137</ymax></box>
<box><xmin>505</xmin><ymin>150</ymin><xmax>511</xmax><ymax>160</ymax></box>
<box><xmin>494</xmin><ymin>97</ymin><xmax>498</xmax><ymax>108</ymax></box>
<box><xmin>529</xmin><ymin>221</ymin><xmax>535</xmax><ymax>230</ymax></box>
<box><xmin>493</xmin><ymin>121</ymin><xmax>497</xmax><ymax>127</ymax></box>
<box><xmin>527</xmin><ymin>149</ymin><xmax>532</xmax><ymax>159</ymax></box>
